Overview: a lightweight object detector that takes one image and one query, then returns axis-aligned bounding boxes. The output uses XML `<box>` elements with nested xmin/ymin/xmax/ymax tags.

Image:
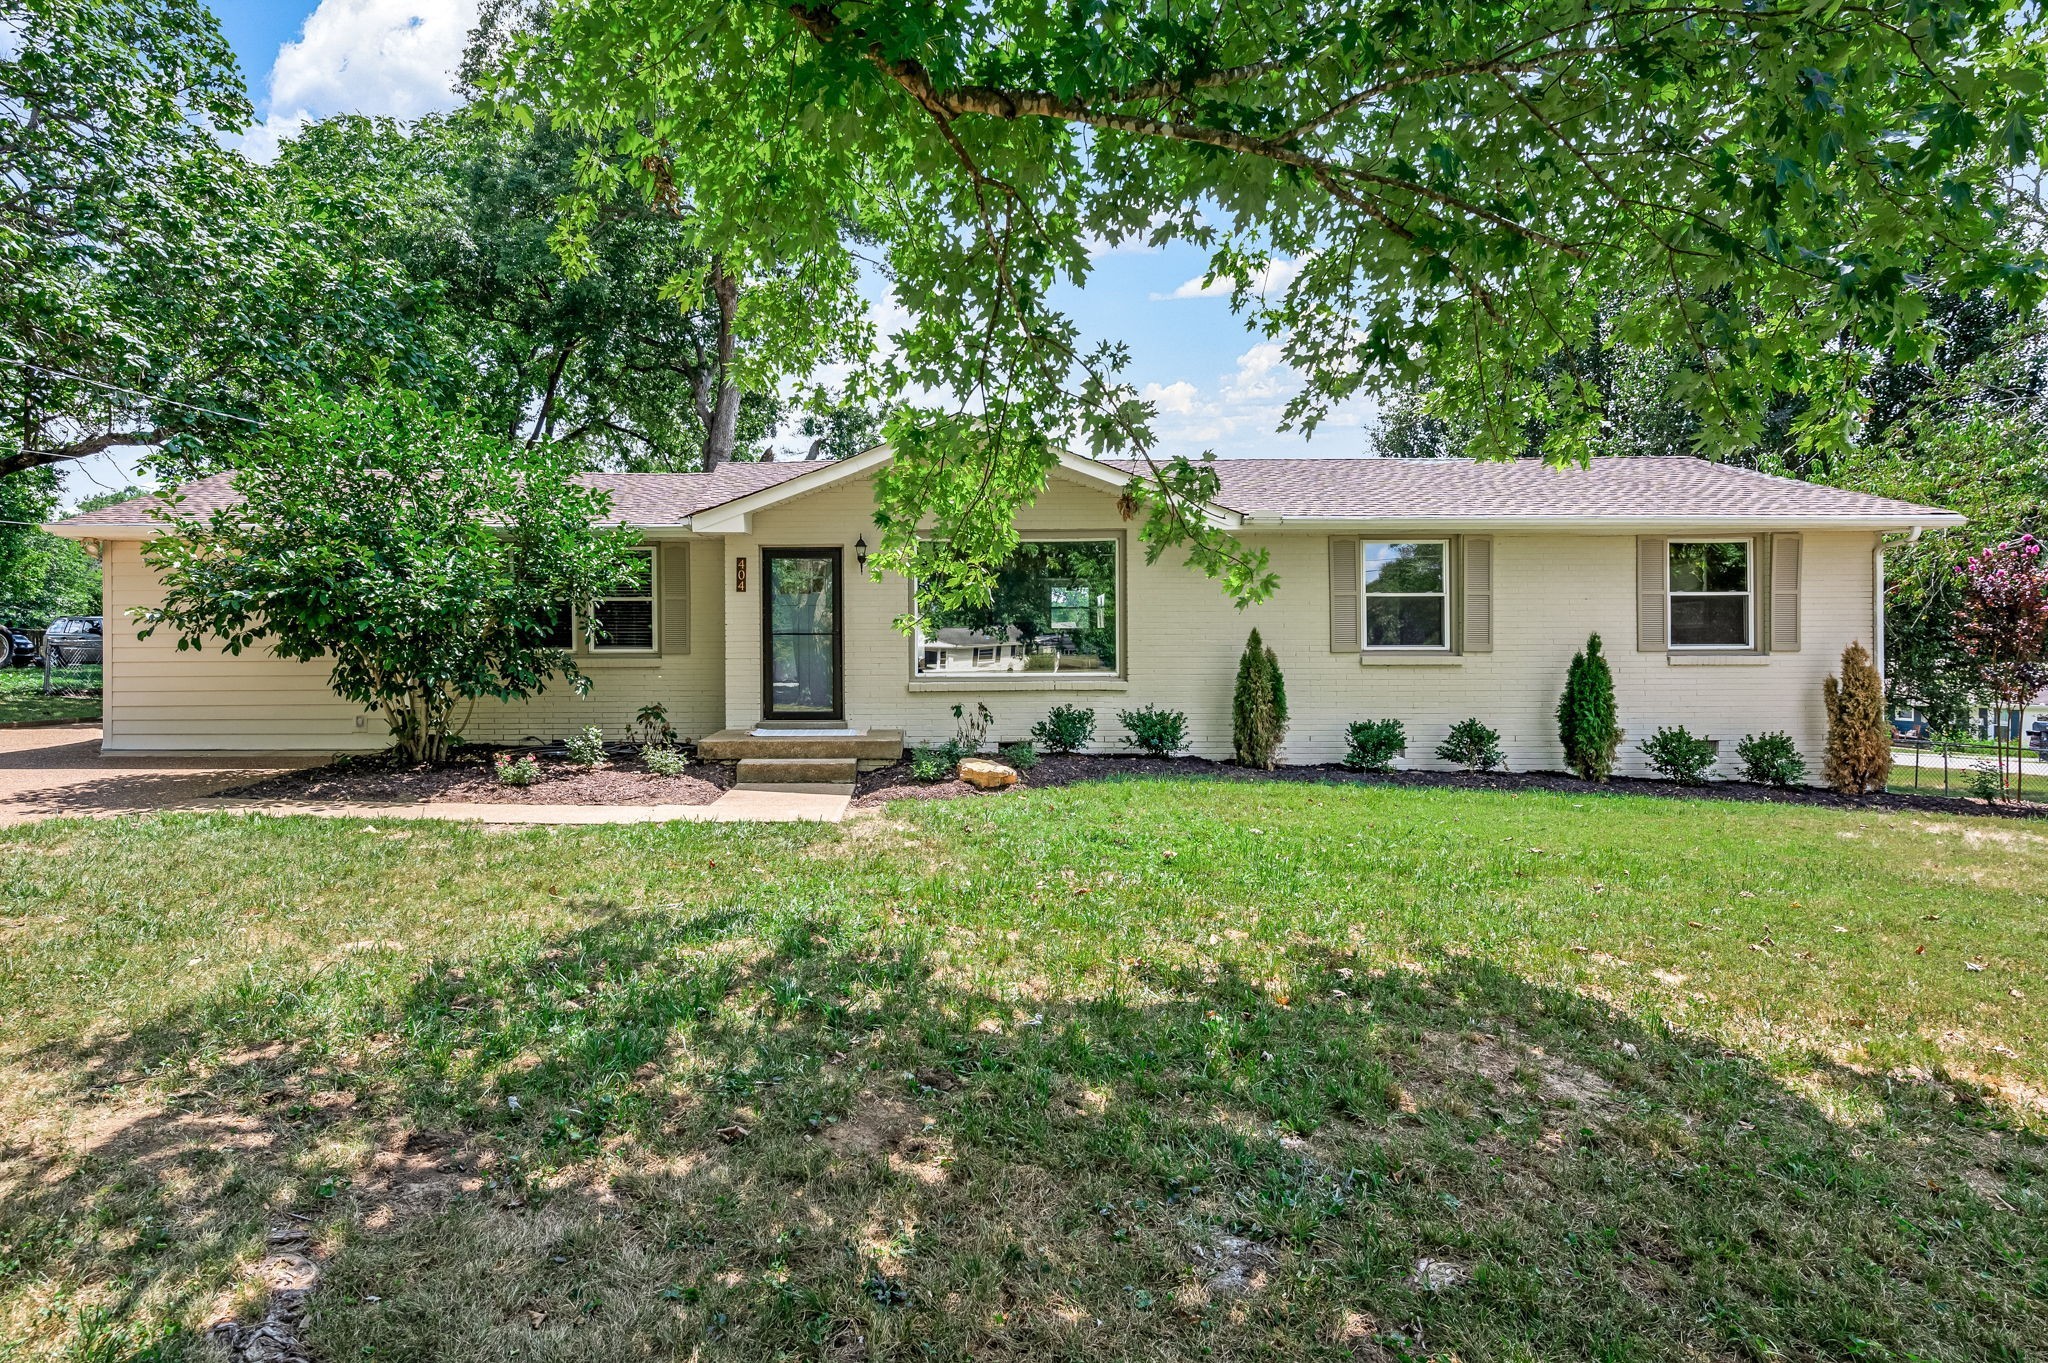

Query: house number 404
<box><xmin>735</xmin><ymin>556</ymin><xmax>747</xmax><ymax>593</ymax></box>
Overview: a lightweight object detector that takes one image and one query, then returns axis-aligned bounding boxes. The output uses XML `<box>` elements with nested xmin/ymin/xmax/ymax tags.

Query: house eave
<box><xmin>1234</xmin><ymin>513</ymin><xmax>1966</xmax><ymax>533</ymax></box>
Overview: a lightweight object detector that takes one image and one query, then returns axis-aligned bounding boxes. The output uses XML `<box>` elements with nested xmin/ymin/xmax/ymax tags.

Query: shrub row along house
<box><xmin>50</xmin><ymin>449</ymin><xmax>1959</xmax><ymax>781</ymax></box>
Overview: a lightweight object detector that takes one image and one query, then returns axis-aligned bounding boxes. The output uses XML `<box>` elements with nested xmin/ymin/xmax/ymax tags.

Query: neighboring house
<box><xmin>48</xmin><ymin>449</ymin><xmax>1961</xmax><ymax>778</ymax></box>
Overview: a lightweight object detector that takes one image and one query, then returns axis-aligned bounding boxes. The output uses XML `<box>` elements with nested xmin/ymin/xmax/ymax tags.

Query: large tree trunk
<box><xmin>700</xmin><ymin>257</ymin><xmax>742</xmax><ymax>470</ymax></box>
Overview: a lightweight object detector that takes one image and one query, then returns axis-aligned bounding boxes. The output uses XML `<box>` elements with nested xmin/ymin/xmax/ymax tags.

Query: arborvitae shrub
<box><xmin>1556</xmin><ymin>632</ymin><xmax>1622</xmax><ymax>780</ymax></box>
<box><xmin>1822</xmin><ymin>642</ymin><xmax>1892</xmax><ymax>795</ymax></box>
<box><xmin>1232</xmin><ymin>628</ymin><xmax>1285</xmax><ymax>769</ymax></box>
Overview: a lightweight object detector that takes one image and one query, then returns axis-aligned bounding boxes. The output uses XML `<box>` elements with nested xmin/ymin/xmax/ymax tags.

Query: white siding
<box><xmin>95</xmin><ymin>471</ymin><xmax>1882</xmax><ymax>779</ymax></box>
<box><xmin>728</xmin><ymin>470</ymin><xmax>1878</xmax><ymax>777</ymax></box>
<box><xmin>99</xmin><ymin>537</ymin><xmax>727</xmax><ymax>752</ymax></box>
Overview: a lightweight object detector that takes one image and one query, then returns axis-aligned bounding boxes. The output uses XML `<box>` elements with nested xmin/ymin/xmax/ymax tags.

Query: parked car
<box><xmin>0</xmin><ymin>624</ymin><xmax>37</xmax><ymax>668</ymax></box>
<box><xmin>2030</xmin><ymin>716</ymin><xmax>2048</xmax><ymax>759</ymax></box>
<box><xmin>1891</xmin><ymin>716</ymin><xmax>1930</xmax><ymax>741</ymax></box>
<box><xmin>42</xmin><ymin>615</ymin><xmax>103</xmax><ymax>666</ymax></box>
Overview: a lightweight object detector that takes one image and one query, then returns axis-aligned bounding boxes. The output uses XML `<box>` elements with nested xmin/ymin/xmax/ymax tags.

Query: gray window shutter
<box><xmin>1636</xmin><ymin>537</ymin><xmax>1667</xmax><ymax>652</ymax></box>
<box><xmin>1769</xmin><ymin>533</ymin><xmax>1800</xmax><ymax>653</ymax></box>
<box><xmin>1462</xmin><ymin>535</ymin><xmax>1493</xmax><ymax>654</ymax></box>
<box><xmin>660</xmin><ymin>542</ymin><xmax>691</xmax><ymax>654</ymax></box>
<box><xmin>1329</xmin><ymin>536</ymin><xmax>1359</xmax><ymax>652</ymax></box>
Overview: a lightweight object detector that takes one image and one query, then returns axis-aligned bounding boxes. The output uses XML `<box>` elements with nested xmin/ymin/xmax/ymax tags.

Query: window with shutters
<box><xmin>591</xmin><ymin>547</ymin><xmax>658</xmax><ymax>652</ymax></box>
<box><xmin>1362</xmin><ymin>541</ymin><xmax>1449</xmax><ymax>649</ymax></box>
<box><xmin>1668</xmin><ymin>540</ymin><xmax>1751</xmax><ymax>649</ymax></box>
<box><xmin>529</xmin><ymin>546</ymin><xmax>660</xmax><ymax>654</ymax></box>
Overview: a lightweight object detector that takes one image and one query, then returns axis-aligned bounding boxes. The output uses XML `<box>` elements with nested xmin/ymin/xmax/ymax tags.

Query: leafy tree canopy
<box><xmin>0</xmin><ymin>0</ymin><xmax>253</xmax><ymax>478</ymax></box>
<box><xmin>1824</xmin><ymin>327</ymin><xmax>2048</xmax><ymax>722</ymax></box>
<box><xmin>488</xmin><ymin>0</ymin><xmax>2048</xmax><ymax>607</ymax></box>
<box><xmin>139</xmin><ymin>391</ymin><xmax>642</xmax><ymax>762</ymax></box>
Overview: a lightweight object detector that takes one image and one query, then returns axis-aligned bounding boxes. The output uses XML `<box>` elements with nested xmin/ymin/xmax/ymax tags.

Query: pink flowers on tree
<box><xmin>1954</xmin><ymin>535</ymin><xmax>2048</xmax><ymax>797</ymax></box>
<box><xmin>1956</xmin><ymin>535</ymin><xmax>2048</xmax><ymax>700</ymax></box>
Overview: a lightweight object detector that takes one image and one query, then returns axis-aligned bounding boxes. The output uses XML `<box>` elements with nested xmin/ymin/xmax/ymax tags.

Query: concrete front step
<box><xmin>698</xmin><ymin>728</ymin><xmax>903</xmax><ymax>764</ymax></box>
<box><xmin>735</xmin><ymin>757</ymin><xmax>858</xmax><ymax>795</ymax></box>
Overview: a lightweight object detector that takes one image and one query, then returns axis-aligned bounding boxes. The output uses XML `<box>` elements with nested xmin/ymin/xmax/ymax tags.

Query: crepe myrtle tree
<box><xmin>1954</xmin><ymin>534</ymin><xmax>2048</xmax><ymax>792</ymax></box>
<box><xmin>485</xmin><ymin>0</ymin><xmax>2048</xmax><ymax>617</ymax></box>
<box><xmin>139</xmin><ymin>391</ymin><xmax>642</xmax><ymax>763</ymax></box>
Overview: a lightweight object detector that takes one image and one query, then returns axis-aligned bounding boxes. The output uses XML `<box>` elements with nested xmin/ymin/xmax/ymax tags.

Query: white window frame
<box><xmin>588</xmin><ymin>546</ymin><xmax>659</xmax><ymax>654</ymax></box>
<box><xmin>1360</xmin><ymin>539</ymin><xmax>1451</xmax><ymax>652</ymax></box>
<box><xmin>1667</xmin><ymin>538</ymin><xmax>1752</xmax><ymax>651</ymax></box>
<box><xmin>910</xmin><ymin>534</ymin><xmax>1123</xmax><ymax>679</ymax></box>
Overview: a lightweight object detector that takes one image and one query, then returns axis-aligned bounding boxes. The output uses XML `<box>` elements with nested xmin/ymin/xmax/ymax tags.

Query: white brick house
<box><xmin>49</xmin><ymin>448</ymin><xmax>1960</xmax><ymax>779</ymax></box>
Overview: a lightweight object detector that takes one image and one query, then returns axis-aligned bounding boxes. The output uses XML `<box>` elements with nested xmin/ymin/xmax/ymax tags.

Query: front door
<box><xmin>762</xmin><ymin>549</ymin><xmax>843</xmax><ymax>720</ymax></box>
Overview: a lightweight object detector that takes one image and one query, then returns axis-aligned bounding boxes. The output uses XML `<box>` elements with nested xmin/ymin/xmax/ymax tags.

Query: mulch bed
<box><xmin>853</xmin><ymin>751</ymin><xmax>2048</xmax><ymax>818</ymax></box>
<box><xmin>218</xmin><ymin>748</ymin><xmax>735</xmax><ymax>807</ymax></box>
<box><xmin>216</xmin><ymin>743</ymin><xmax>2043</xmax><ymax>821</ymax></box>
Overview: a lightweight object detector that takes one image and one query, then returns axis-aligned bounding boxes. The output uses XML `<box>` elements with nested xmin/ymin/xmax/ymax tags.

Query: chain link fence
<box><xmin>0</xmin><ymin>627</ymin><xmax>103</xmax><ymax>714</ymax></box>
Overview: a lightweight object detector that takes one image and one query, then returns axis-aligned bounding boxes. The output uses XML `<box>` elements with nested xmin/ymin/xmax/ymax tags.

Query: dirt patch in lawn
<box><xmin>854</xmin><ymin>752</ymin><xmax>2048</xmax><ymax>818</ymax></box>
<box><xmin>216</xmin><ymin>749</ymin><xmax>735</xmax><ymax>806</ymax></box>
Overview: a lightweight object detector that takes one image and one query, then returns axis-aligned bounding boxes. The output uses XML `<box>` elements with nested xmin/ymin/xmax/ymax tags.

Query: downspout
<box><xmin>1872</xmin><ymin>527</ymin><xmax>1921</xmax><ymax>679</ymax></box>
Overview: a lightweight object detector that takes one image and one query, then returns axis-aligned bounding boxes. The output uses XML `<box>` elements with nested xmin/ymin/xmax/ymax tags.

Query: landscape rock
<box><xmin>957</xmin><ymin>758</ymin><xmax>1018</xmax><ymax>789</ymax></box>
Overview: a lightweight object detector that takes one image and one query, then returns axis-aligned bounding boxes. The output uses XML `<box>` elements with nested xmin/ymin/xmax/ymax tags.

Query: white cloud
<box><xmin>1138</xmin><ymin>341</ymin><xmax>1379</xmax><ymax>455</ymax></box>
<box><xmin>236</xmin><ymin>0</ymin><xmax>480</xmax><ymax>161</ymax></box>
<box><xmin>1152</xmin><ymin>257</ymin><xmax>1305</xmax><ymax>302</ymax></box>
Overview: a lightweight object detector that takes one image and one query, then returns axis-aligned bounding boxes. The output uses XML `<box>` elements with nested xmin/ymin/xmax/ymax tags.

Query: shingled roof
<box><xmin>52</xmin><ymin>462</ymin><xmax>817</xmax><ymax>530</ymax></box>
<box><xmin>51</xmin><ymin>453</ymin><xmax>1958</xmax><ymax>533</ymax></box>
<box><xmin>1101</xmin><ymin>456</ymin><xmax>1959</xmax><ymax>524</ymax></box>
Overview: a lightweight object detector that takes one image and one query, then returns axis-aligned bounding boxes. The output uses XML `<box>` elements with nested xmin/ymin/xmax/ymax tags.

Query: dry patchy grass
<box><xmin>1</xmin><ymin>780</ymin><xmax>2045</xmax><ymax>1361</ymax></box>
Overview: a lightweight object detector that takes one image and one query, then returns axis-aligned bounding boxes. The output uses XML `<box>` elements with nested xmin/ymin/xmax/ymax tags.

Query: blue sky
<box><xmin>64</xmin><ymin>2</ymin><xmax>1373</xmax><ymax>504</ymax></box>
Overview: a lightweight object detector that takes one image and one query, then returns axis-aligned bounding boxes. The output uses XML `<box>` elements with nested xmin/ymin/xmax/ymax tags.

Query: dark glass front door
<box><xmin>762</xmin><ymin>549</ymin><xmax>842</xmax><ymax>719</ymax></box>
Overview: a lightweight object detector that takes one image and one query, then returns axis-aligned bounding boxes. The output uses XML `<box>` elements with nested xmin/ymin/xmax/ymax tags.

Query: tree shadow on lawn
<box><xmin>6</xmin><ymin>903</ymin><xmax>2045</xmax><ymax>1363</ymax></box>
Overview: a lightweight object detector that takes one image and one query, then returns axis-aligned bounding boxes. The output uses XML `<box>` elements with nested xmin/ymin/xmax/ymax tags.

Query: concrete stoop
<box><xmin>703</xmin><ymin>728</ymin><xmax>901</xmax><ymax>797</ymax></box>
<box><xmin>734</xmin><ymin>756</ymin><xmax>857</xmax><ymax>795</ymax></box>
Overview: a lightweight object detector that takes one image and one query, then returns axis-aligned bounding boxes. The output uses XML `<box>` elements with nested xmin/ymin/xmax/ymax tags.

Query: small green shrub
<box><xmin>1964</xmin><ymin>760</ymin><xmax>2004</xmax><ymax>803</ymax></box>
<box><xmin>1435</xmin><ymin>718</ymin><xmax>1504</xmax><ymax>771</ymax></box>
<box><xmin>999</xmin><ymin>741</ymin><xmax>1039</xmax><ymax>771</ymax></box>
<box><xmin>1031</xmin><ymin>704</ymin><xmax>1096</xmax><ymax>753</ymax></box>
<box><xmin>908</xmin><ymin>743</ymin><xmax>962</xmax><ymax>783</ymax></box>
<box><xmin>1556</xmin><ymin>632</ymin><xmax>1623</xmax><ymax>781</ymax></box>
<box><xmin>642</xmin><ymin>745</ymin><xmax>690</xmax><ymax>777</ymax></box>
<box><xmin>1735</xmin><ymin>731</ymin><xmax>1807</xmax><ymax>787</ymax></box>
<box><xmin>1639</xmin><ymin>725</ymin><xmax>1717</xmax><ymax>785</ymax></box>
<box><xmin>1343</xmin><ymin>719</ymin><xmax>1406</xmax><ymax>772</ymax></box>
<box><xmin>1119</xmin><ymin>705</ymin><xmax>1189</xmax><ymax>757</ymax></box>
<box><xmin>564</xmin><ymin>725</ymin><xmax>608</xmax><ymax>767</ymax></box>
<box><xmin>494</xmin><ymin>752</ymin><xmax>540</xmax><ymax>787</ymax></box>
<box><xmin>632</xmin><ymin>702</ymin><xmax>677</xmax><ymax>748</ymax></box>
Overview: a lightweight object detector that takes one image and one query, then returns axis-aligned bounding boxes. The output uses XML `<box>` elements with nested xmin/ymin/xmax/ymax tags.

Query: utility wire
<box><xmin>0</xmin><ymin>357</ymin><xmax>263</xmax><ymax>427</ymax></box>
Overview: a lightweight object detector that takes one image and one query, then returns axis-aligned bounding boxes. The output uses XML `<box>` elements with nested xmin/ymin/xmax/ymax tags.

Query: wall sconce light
<box><xmin>854</xmin><ymin>535</ymin><xmax>869</xmax><ymax>573</ymax></box>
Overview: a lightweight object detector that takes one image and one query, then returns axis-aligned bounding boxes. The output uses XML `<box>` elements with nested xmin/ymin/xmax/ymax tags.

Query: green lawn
<box><xmin>0</xmin><ymin>665</ymin><xmax>100</xmax><ymax>725</ymax></box>
<box><xmin>1</xmin><ymin>781</ymin><xmax>2043</xmax><ymax>1361</ymax></box>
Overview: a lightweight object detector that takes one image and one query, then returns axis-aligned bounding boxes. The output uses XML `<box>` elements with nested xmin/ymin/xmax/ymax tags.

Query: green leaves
<box><xmin>491</xmin><ymin>0</ymin><xmax>2046</xmax><ymax>604</ymax></box>
<box><xmin>139</xmin><ymin>390</ymin><xmax>641</xmax><ymax>763</ymax></box>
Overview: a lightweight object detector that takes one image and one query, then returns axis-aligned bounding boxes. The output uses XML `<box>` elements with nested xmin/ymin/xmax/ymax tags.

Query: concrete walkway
<box><xmin>0</xmin><ymin>725</ymin><xmax>848</xmax><ymax>827</ymax></box>
<box><xmin>202</xmin><ymin>788</ymin><xmax>850</xmax><ymax>825</ymax></box>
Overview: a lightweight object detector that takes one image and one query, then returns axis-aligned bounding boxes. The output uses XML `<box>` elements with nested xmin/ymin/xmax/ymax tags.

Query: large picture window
<box><xmin>915</xmin><ymin>539</ymin><xmax>1118</xmax><ymax>676</ymax></box>
<box><xmin>1363</xmin><ymin>541</ymin><xmax>1448</xmax><ymax>649</ymax></box>
<box><xmin>1668</xmin><ymin>540</ymin><xmax>1750</xmax><ymax>649</ymax></box>
<box><xmin>591</xmin><ymin>547</ymin><xmax>657</xmax><ymax>651</ymax></box>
